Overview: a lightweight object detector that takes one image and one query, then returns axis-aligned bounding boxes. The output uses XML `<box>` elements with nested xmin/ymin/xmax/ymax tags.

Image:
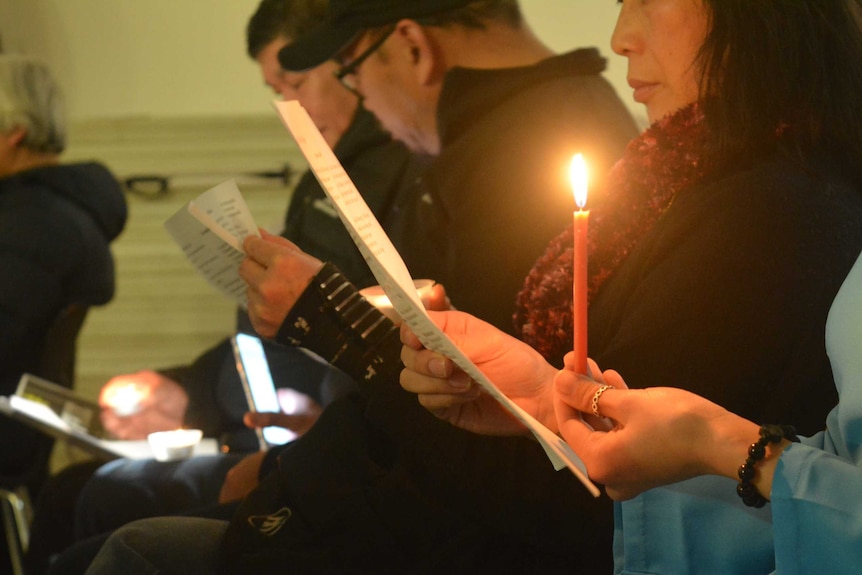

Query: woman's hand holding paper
<box><xmin>399</xmin><ymin>310</ymin><xmax>559</xmax><ymax>436</ymax></box>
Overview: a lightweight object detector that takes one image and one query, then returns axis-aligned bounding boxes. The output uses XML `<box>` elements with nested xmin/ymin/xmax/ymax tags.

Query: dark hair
<box><xmin>246</xmin><ymin>0</ymin><xmax>329</xmax><ymax>59</ymax></box>
<box><xmin>415</xmin><ymin>0</ymin><xmax>522</xmax><ymax>30</ymax></box>
<box><xmin>697</xmin><ymin>0</ymin><xmax>862</xmax><ymax>178</ymax></box>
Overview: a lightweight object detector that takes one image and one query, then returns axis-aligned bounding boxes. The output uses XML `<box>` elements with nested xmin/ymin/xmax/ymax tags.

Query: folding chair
<box><xmin>1</xmin><ymin>304</ymin><xmax>89</xmax><ymax>575</ymax></box>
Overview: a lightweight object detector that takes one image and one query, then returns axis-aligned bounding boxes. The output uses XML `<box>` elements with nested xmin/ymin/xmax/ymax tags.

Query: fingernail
<box><xmin>448</xmin><ymin>375</ymin><xmax>472</xmax><ymax>390</ymax></box>
<box><xmin>428</xmin><ymin>357</ymin><xmax>449</xmax><ymax>378</ymax></box>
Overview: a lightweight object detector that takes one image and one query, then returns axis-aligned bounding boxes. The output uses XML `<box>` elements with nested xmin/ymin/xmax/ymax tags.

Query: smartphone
<box><xmin>231</xmin><ymin>333</ymin><xmax>295</xmax><ymax>449</ymax></box>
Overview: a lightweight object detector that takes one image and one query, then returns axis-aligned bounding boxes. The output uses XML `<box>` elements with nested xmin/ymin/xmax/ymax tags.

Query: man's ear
<box><xmin>4</xmin><ymin>126</ymin><xmax>27</xmax><ymax>148</ymax></box>
<box><xmin>393</xmin><ymin>20</ymin><xmax>444</xmax><ymax>87</ymax></box>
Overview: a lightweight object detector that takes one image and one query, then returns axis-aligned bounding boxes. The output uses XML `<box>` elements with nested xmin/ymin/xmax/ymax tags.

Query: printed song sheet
<box><xmin>273</xmin><ymin>100</ymin><xmax>598</xmax><ymax>496</ymax></box>
<box><xmin>164</xmin><ymin>180</ymin><xmax>261</xmax><ymax>307</ymax></box>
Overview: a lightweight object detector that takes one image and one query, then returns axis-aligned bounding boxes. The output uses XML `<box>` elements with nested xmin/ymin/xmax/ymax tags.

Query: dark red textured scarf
<box><xmin>514</xmin><ymin>103</ymin><xmax>716</xmax><ymax>364</ymax></box>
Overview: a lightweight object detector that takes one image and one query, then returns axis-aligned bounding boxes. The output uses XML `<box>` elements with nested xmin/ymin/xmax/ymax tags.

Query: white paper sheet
<box><xmin>164</xmin><ymin>180</ymin><xmax>261</xmax><ymax>307</ymax></box>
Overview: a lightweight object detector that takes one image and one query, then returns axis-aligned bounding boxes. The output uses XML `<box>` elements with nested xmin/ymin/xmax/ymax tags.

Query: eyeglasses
<box><xmin>334</xmin><ymin>26</ymin><xmax>396</xmax><ymax>95</ymax></box>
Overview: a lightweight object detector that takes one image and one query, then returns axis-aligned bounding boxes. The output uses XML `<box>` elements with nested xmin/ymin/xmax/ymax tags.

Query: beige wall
<box><xmin>0</xmin><ymin>0</ymin><xmax>644</xmax><ymax>124</ymax></box>
<box><xmin>522</xmin><ymin>1</ymin><xmax>638</xmax><ymax>122</ymax></box>
<box><xmin>0</xmin><ymin>0</ymin><xmax>269</xmax><ymax>119</ymax></box>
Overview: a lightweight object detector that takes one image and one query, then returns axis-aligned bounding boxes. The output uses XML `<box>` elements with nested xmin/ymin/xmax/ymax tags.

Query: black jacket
<box><xmin>591</xmin><ymin>153</ymin><xmax>862</xmax><ymax>435</ymax></box>
<box><xmin>396</xmin><ymin>48</ymin><xmax>638</xmax><ymax>333</ymax></box>
<box><xmin>0</xmin><ymin>161</ymin><xmax>127</xmax><ymax>393</ymax></box>
<box><xmin>0</xmin><ymin>161</ymin><xmax>127</xmax><ymax>474</ymax></box>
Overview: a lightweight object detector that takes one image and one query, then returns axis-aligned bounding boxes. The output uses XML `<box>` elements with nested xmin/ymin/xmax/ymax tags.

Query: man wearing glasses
<box><xmin>279</xmin><ymin>0</ymin><xmax>639</xmax><ymax>336</ymax></box>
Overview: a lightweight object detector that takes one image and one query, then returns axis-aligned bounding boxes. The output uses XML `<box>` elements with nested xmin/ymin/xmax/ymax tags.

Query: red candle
<box><xmin>570</xmin><ymin>154</ymin><xmax>589</xmax><ymax>374</ymax></box>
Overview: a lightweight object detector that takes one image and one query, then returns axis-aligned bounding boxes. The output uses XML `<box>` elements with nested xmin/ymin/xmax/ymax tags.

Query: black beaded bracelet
<box><xmin>737</xmin><ymin>424</ymin><xmax>799</xmax><ymax>508</ymax></box>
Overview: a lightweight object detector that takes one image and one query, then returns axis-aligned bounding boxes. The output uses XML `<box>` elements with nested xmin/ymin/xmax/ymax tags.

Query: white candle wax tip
<box><xmin>147</xmin><ymin>429</ymin><xmax>203</xmax><ymax>461</ymax></box>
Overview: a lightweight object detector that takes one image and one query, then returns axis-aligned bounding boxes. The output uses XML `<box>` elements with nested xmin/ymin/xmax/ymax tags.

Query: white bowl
<box><xmin>147</xmin><ymin>429</ymin><xmax>203</xmax><ymax>461</ymax></box>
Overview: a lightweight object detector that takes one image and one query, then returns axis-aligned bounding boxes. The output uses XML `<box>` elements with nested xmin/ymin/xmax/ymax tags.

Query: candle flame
<box><xmin>569</xmin><ymin>153</ymin><xmax>588</xmax><ymax>209</ymax></box>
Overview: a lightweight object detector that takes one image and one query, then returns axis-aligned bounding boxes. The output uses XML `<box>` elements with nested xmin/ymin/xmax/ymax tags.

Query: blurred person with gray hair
<box><xmin>0</xmin><ymin>51</ymin><xmax>127</xmax><ymax>510</ymax></box>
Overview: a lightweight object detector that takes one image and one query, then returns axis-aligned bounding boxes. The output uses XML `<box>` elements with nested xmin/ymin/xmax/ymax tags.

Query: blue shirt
<box><xmin>613</xmin><ymin>251</ymin><xmax>862</xmax><ymax>574</ymax></box>
<box><xmin>770</xmin><ymin>249</ymin><xmax>862</xmax><ymax>575</ymax></box>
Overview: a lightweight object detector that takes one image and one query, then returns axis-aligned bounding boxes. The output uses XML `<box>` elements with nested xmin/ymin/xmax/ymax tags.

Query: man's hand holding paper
<box><xmin>239</xmin><ymin>229</ymin><xmax>324</xmax><ymax>338</ymax></box>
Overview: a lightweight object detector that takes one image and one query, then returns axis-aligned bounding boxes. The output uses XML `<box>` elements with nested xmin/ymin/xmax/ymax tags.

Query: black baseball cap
<box><xmin>278</xmin><ymin>0</ymin><xmax>475</xmax><ymax>71</ymax></box>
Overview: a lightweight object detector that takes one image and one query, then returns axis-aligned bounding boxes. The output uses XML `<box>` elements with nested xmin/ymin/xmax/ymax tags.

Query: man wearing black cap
<box><xmin>276</xmin><ymin>0</ymin><xmax>639</xmax><ymax>335</ymax></box>
<box><xmin>85</xmin><ymin>2</ymin><xmax>638</xmax><ymax>573</ymax></box>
